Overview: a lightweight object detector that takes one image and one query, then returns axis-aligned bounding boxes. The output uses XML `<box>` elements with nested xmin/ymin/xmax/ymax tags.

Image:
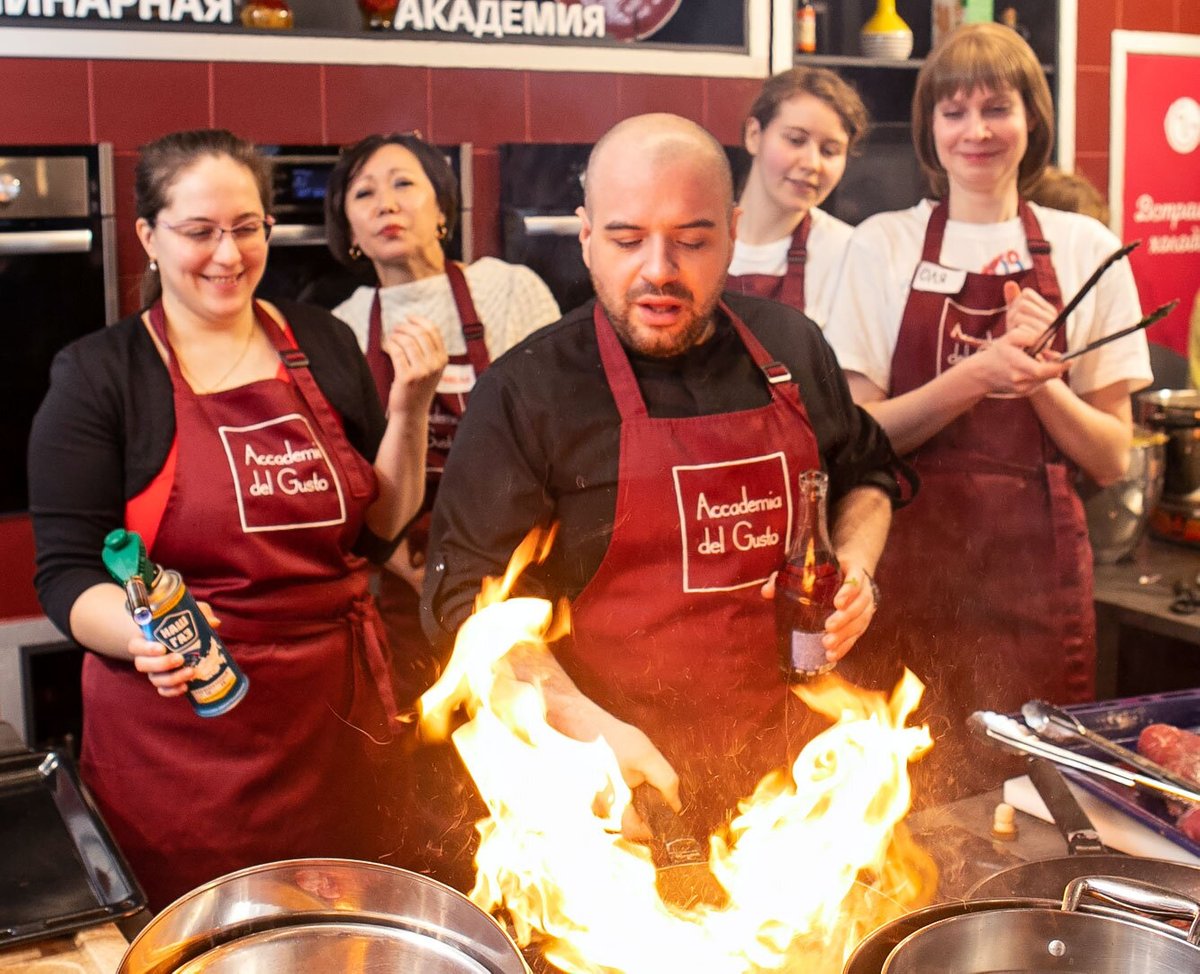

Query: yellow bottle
<box><xmin>861</xmin><ymin>0</ymin><xmax>913</xmax><ymax>60</ymax></box>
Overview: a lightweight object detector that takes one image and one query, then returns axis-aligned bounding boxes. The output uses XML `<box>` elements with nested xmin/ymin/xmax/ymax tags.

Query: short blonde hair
<box><xmin>912</xmin><ymin>22</ymin><xmax>1054</xmax><ymax>199</ymax></box>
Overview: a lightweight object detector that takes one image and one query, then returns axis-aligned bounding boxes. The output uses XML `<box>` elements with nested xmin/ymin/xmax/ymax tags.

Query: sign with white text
<box><xmin>1112</xmin><ymin>31</ymin><xmax>1200</xmax><ymax>356</ymax></box>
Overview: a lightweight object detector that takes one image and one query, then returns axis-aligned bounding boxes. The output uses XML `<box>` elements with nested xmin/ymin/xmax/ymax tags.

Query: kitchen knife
<box><xmin>632</xmin><ymin>785</ymin><xmax>728</xmax><ymax>910</ymax></box>
<box><xmin>1025</xmin><ymin>756</ymin><xmax>1106</xmax><ymax>855</ymax></box>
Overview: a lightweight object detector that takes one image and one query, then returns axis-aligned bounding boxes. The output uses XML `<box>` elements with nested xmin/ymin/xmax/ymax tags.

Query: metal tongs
<box><xmin>968</xmin><ymin>709</ymin><xmax>1200</xmax><ymax>806</ymax></box>
<box><xmin>1027</xmin><ymin>240</ymin><xmax>1140</xmax><ymax>357</ymax></box>
<box><xmin>1059</xmin><ymin>300</ymin><xmax>1179</xmax><ymax>362</ymax></box>
<box><xmin>1022</xmin><ymin>699</ymin><xmax>1200</xmax><ymax>795</ymax></box>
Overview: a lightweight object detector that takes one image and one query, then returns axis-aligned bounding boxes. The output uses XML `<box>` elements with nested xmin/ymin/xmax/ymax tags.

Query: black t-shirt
<box><xmin>29</xmin><ymin>299</ymin><xmax>387</xmax><ymax>638</ymax></box>
<box><xmin>422</xmin><ymin>293</ymin><xmax>913</xmax><ymax>648</ymax></box>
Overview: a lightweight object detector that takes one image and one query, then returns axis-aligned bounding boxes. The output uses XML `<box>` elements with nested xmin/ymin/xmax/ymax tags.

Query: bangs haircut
<box><xmin>912</xmin><ymin>22</ymin><xmax>1054</xmax><ymax>199</ymax></box>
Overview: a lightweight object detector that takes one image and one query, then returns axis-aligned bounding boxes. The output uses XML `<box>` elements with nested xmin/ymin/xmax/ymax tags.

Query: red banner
<box><xmin>1121</xmin><ymin>51</ymin><xmax>1200</xmax><ymax>355</ymax></box>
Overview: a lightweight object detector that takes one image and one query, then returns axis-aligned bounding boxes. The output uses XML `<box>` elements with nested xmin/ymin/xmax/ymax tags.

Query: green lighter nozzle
<box><xmin>102</xmin><ymin>528</ymin><xmax>157</xmax><ymax>586</ymax></box>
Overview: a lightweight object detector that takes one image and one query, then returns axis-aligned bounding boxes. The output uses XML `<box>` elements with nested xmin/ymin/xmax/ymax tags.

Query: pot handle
<box><xmin>1064</xmin><ymin>874</ymin><xmax>1200</xmax><ymax>945</ymax></box>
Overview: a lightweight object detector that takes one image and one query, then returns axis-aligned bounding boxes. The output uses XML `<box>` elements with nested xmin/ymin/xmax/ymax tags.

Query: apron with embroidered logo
<box><xmin>855</xmin><ymin>201</ymin><xmax>1095</xmax><ymax>801</ymax></box>
<box><xmin>726</xmin><ymin>213</ymin><xmax>811</xmax><ymax>311</ymax></box>
<box><xmin>561</xmin><ymin>302</ymin><xmax>822</xmax><ymax>834</ymax></box>
<box><xmin>80</xmin><ymin>300</ymin><xmax>400</xmax><ymax>909</ymax></box>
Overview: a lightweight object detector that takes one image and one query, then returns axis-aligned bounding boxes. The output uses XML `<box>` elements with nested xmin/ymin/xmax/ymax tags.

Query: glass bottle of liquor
<box><xmin>775</xmin><ymin>469</ymin><xmax>843</xmax><ymax>682</ymax></box>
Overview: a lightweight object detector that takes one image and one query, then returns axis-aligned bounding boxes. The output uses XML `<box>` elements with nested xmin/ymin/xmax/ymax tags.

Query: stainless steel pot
<box><xmin>118</xmin><ymin>859</ymin><xmax>530</xmax><ymax>974</ymax></box>
<box><xmin>880</xmin><ymin>876</ymin><xmax>1200</xmax><ymax>974</ymax></box>
<box><xmin>1079</xmin><ymin>425</ymin><xmax>1167</xmax><ymax>562</ymax></box>
<box><xmin>1136</xmin><ymin>389</ymin><xmax>1200</xmax><ymax>547</ymax></box>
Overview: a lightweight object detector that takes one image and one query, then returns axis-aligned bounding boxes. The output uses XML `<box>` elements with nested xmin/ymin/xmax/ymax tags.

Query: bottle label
<box><xmin>148</xmin><ymin>583</ymin><xmax>246</xmax><ymax>713</ymax></box>
<box><xmin>797</xmin><ymin>8</ymin><xmax>816</xmax><ymax>52</ymax></box>
<box><xmin>150</xmin><ymin>603</ymin><xmax>237</xmax><ymax>704</ymax></box>
<box><xmin>785</xmin><ymin>631</ymin><xmax>825</xmax><ymax>673</ymax></box>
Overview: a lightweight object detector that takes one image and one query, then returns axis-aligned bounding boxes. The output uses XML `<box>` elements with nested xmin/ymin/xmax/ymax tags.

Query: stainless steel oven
<box><xmin>1</xmin><ymin>144</ymin><xmax>117</xmax><ymax>515</ymax></box>
<box><xmin>256</xmin><ymin>144</ymin><xmax>473</xmax><ymax>310</ymax></box>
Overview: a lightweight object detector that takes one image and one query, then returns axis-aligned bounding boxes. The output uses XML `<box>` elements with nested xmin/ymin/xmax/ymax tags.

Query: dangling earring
<box><xmin>149</xmin><ymin>259</ymin><xmax>158</xmax><ymax>272</ymax></box>
<box><xmin>349</xmin><ymin>243</ymin><xmax>363</xmax><ymax>260</ymax></box>
<box><xmin>436</xmin><ymin>221</ymin><xmax>448</xmax><ymax>241</ymax></box>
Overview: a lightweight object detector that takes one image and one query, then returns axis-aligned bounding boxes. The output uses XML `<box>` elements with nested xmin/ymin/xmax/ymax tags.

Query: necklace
<box><xmin>178</xmin><ymin>321</ymin><xmax>257</xmax><ymax>394</ymax></box>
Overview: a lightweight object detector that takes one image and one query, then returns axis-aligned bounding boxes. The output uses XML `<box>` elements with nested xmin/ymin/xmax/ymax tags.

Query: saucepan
<box><xmin>844</xmin><ymin>876</ymin><xmax>1200</xmax><ymax>974</ymax></box>
<box><xmin>118</xmin><ymin>858</ymin><xmax>531</xmax><ymax>974</ymax></box>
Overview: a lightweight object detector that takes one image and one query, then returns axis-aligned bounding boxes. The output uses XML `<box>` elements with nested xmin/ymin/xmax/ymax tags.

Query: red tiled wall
<box><xmin>0</xmin><ymin>57</ymin><xmax>763</xmax><ymax>619</ymax></box>
<box><xmin>1</xmin><ymin>58</ymin><xmax>763</xmax><ymax>316</ymax></box>
<box><xmin>1074</xmin><ymin>0</ymin><xmax>1200</xmax><ymax>198</ymax></box>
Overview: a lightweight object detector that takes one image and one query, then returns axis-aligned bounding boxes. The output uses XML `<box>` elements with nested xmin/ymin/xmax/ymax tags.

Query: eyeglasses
<box><xmin>157</xmin><ymin>216</ymin><xmax>275</xmax><ymax>249</ymax></box>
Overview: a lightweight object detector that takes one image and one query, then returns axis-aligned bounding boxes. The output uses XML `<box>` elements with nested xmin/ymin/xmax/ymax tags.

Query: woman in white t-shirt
<box><xmin>823</xmin><ymin>24</ymin><xmax>1153</xmax><ymax>802</ymax></box>
<box><xmin>324</xmin><ymin>132</ymin><xmax>559</xmax><ymax>885</ymax></box>
<box><xmin>728</xmin><ymin>67</ymin><xmax>867</xmax><ymax>328</ymax></box>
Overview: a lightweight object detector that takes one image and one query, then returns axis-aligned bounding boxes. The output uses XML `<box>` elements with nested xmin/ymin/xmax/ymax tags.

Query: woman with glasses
<box><xmin>28</xmin><ymin>129</ymin><xmax>447</xmax><ymax>909</ymax></box>
<box><xmin>823</xmin><ymin>24</ymin><xmax>1153</xmax><ymax>801</ymax></box>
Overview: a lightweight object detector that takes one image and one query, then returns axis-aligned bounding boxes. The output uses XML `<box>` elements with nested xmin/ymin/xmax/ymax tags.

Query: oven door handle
<box><xmin>269</xmin><ymin>224</ymin><xmax>327</xmax><ymax>248</ymax></box>
<box><xmin>521</xmin><ymin>214</ymin><xmax>583</xmax><ymax>237</ymax></box>
<box><xmin>0</xmin><ymin>228</ymin><xmax>92</xmax><ymax>255</ymax></box>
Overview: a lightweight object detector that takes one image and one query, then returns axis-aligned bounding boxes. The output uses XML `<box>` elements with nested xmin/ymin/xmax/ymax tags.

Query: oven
<box><xmin>256</xmin><ymin>143</ymin><xmax>473</xmax><ymax>311</ymax></box>
<box><xmin>0</xmin><ymin>618</ymin><xmax>77</xmax><ymax>753</ymax></box>
<box><xmin>1</xmin><ymin>144</ymin><xmax>117</xmax><ymax>516</ymax></box>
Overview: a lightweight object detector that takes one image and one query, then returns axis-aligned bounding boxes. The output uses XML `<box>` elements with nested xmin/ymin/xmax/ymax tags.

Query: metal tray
<box><xmin>0</xmin><ymin>749</ymin><xmax>145</xmax><ymax>948</ymax></box>
<box><xmin>1031</xmin><ymin>689</ymin><xmax>1200</xmax><ymax>858</ymax></box>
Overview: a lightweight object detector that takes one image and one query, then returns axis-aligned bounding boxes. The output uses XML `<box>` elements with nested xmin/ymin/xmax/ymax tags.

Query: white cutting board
<box><xmin>1003</xmin><ymin>773</ymin><xmax>1200</xmax><ymax>865</ymax></box>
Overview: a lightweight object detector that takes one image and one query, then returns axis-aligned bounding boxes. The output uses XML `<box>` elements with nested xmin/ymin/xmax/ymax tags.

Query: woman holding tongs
<box><xmin>824</xmin><ymin>23</ymin><xmax>1156</xmax><ymax>801</ymax></box>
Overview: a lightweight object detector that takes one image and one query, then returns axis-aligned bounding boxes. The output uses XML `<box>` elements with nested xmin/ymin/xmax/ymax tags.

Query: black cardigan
<box><xmin>29</xmin><ymin>299</ymin><xmax>388</xmax><ymax>637</ymax></box>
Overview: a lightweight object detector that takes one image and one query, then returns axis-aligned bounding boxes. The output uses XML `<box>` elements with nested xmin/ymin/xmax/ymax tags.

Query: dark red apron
<box><xmin>560</xmin><ymin>302</ymin><xmax>822</xmax><ymax>834</ymax></box>
<box><xmin>80</xmin><ymin>301</ymin><xmax>399</xmax><ymax>910</ymax></box>
<box><xmin>367</xmin><ymin>264</ymin><xmax>492</xmax><ymax>889</ymax></box>
<box><xmin>726</xmin><ymin>213</ymin><xmax>811</xmax><ymax>311</ymax></box>
<box><xmin>367</xmin><ymin>262</ymin><xmax>490</xmax><ymax>695</ymax></box>
<box><xmin>853</xmin><ymin>201</ymin><xmax>1095</xmax><ymax>802</ymax></box>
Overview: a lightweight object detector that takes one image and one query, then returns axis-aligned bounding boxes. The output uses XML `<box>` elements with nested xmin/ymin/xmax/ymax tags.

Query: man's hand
<box><xmin>761</xmin><ymin>564</ymin><xmax>877</xmax><ymax>666</ymax></box>
<box><xmin>588</xmin><ymin>708</ymin><xmax>681</xmax><ymax>840</ymax></box>
<box><xmin>823</xmin><ymin>564</ymin><xmax>877</xmax><ymax>661</ymax></box>
<box><xmin>502</xmin><ymin>639</ymin><xmax>681</xmax><ymax>840</ymax></box>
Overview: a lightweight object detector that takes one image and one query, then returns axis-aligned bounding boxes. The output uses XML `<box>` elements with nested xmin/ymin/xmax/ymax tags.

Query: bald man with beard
<box><xmin>423</xmin><ymin>114</ymin><xmax>912</xmax><ymax>842</ymax></box>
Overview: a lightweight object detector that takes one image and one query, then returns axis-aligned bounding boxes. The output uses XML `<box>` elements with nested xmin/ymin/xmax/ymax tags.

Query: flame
<box><xmin>419</xmin><ymin>528</ymin><xmax>935</xmax><ymax>973</ymax></box>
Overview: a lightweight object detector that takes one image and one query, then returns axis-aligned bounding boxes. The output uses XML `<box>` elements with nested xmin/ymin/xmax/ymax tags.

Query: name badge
<box><xmin>437</xmin><ymin>363</ymin><xmax>477</xmax><ymax>395</ymax></box>
<box><xmin>912</xmin><ymin>261</ymin><xmax>967</xmax><ymax>295</ymax></box>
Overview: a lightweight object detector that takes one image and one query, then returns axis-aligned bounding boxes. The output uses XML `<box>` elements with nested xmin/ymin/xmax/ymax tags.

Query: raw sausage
<box><xmin>1137</xmin><ymin>723</ymin><xmax>1200</xmax><ymax>842</ymax></box>
<box><xmin>1137</xmin><ymin>723</ymin><xmax>1200</xmax><ymax>785</ymax></box>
